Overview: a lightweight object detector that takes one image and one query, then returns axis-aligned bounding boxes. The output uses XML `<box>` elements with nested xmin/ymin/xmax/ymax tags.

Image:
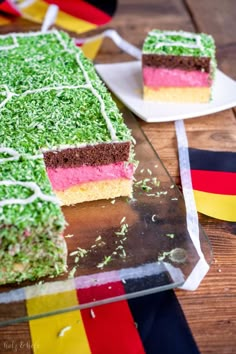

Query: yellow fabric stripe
<box><xmin>26</xmin><ymin>289</ymin><xmax>91</xmax><ymax>354</ymax></box>
<box><xmin>194</xmin><ymin>190</ymin><xmax>236</xmax><ymax>222</ymax></box>
<box><xmin>81</xmin><ymin>38</ymin><xmax>103</xmax><ymax>60</ymax></box>
<box><xmin>21</xmin><ymin>0</ymin><xmax>96</xmax><ymax>34</ymax></box>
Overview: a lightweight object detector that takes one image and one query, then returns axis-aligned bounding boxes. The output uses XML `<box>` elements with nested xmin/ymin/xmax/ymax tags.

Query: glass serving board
<box><xmin>0</xmin><ymin>107</ymin><xmax>212</xmax><ymax>327</ymax></box>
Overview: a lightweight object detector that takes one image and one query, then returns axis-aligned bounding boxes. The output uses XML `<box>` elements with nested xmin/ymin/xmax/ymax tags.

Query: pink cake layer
<box><xmin>47</xmin><ymin>162</ymin><xmax>134</xmax><ymax>191</ymax></box>
<box><xmin>143</xmin><ymin>67</ymin><xmax>211</xmax><ymax>88</ymax></box>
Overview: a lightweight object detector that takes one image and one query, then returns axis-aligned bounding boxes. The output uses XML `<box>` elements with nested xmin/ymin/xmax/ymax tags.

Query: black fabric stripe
<box><xmin>128</xmin><ymin>290</ymin><xmax>200</xmax><ymax>354</ymax></box>
<box><xmin>189</xmin><ymin>148</ymin><xmax>236</xmax><ymax>173</ymax></box>
<box><xmin>86</xmin><ymin>0</ymin><xmax>117</xmax><ymax>17</ymax></box>
<box><xmin>123</xmin><ymin>272</ymin><xmax>174</xmax><ymax>294</ymax></box>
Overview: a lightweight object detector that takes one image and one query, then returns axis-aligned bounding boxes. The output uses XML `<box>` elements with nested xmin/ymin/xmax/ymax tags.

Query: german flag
<box><xmin>189</xmin><ymin>148</ymin><xmax>236</xmax><ymax>222</ymax></box>
<box><xmin>18</xmin><ymin>0</ymin><xmax>116</xmax><ymax>33</ymax></box>
<box><xmin>0</xmin><ymin>1</ymin><xmax>116</xmax><ymax>34</ymax></box>
<box><xmin>0</xmin><ymin>1</ymin><xmax>117</xmax><ymax>58</ymax></box>
<box><xmin>25</xmin><ymin>279</ymin><xmax>199</xmax><ymax>354</ymax></box>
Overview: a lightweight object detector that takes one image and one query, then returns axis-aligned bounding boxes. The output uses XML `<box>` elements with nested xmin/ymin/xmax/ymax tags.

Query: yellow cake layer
<box><xmin>56</xmin><ymin>178</ymin><xmax>133</xmax><ymax>206</ymax></box>
<box><xmin>143</xmin><ymin>86</ymin><xmax>211</xmax><ymax>103</ymax></box>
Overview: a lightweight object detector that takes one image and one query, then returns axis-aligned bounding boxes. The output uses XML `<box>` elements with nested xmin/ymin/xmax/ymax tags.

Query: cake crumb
<box><xmin>120</xmin><ymin>216</ymin><xmax>126</xmax><ymax>224</ymax></box>
<box><xmin>65</xmin><ymin>234</ymin><xmax>74</xmax><ymax>238</ymax></box>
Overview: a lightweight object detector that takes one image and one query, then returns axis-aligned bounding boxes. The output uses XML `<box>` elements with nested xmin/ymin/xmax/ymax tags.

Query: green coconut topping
<box><xmin>142</xmin><ymin>29</ymin><xmax>216</xmax><ymax>58</ymax></box>
<box><xmin>0</xmin><ymin>158</ymin><xmax>65</xmax><ymax>240</ymax></box>
<box><xmin>0</xmin><ymin>30</ymin><xmax>132</xmax><ymax>155</ymax></box>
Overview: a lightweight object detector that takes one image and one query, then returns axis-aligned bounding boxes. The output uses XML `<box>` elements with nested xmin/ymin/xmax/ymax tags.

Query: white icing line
<box><xmin>0</xmin><ymin>147</ymin><xmax>43</xmax><ymax>163</ymax></box>
<box><xmin>53</xmin><ymin>30</ymin><xmax>75</xmax><ymax>54</ymax></box>
<box><xmin>0</xmin><ymin>84</ymin><xmax>90</xmax><ymax>110</ymax></box>
<box><xmin>20</xmin><ymin>84</ymin><xmax>90</xmax><ymax>97</ymax></box>
<box><xmin>149</xmin><ymin>30</ymin><xmax>203</xmax><ymax>50</ymax></box>
<box><xmin>75</xmin><ymin>52</ymin><xmax>117</xmax><ymax>141</ymax></box>
<box><xmin>0</xmin><ymin>31</ymin><xmax>53</xmax><ymax>39</ymax></box>
<box><xmin>0</xmin><ymin>180</ymin><xmax>58</xmax><ymax>207</ymax></box>
<box><xmin>50</xmin><ymin>31</ymin><xmax>117</xmax><ymax>141</ymax></box>
<box><xmin>0</xmin><ymin>34</ymin><xmax>19</xmax><ymax>51</ymax></box>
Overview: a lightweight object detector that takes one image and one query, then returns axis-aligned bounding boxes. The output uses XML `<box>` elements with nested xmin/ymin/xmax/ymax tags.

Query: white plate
<box><xmin>95</xmin><ymin>61</ymin><xmax>236</xmax><ymax>122</ymax></box>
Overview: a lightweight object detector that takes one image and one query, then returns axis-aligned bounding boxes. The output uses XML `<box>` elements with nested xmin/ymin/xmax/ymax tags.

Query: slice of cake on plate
<box><xmin>142</xmin><ymin>29</ymin><xmax>216</xmax><ymax>102</ymax></box>
<box><xmin>0</xmin><ymin>30</ymin><xmax>135</xmax><ymax>284</ymax></box>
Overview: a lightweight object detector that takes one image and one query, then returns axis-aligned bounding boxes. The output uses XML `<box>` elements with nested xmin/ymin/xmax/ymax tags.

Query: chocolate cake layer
<box><xmin>142</xmin><ymin>54</ymin><xmax>211</xmax><ymax>72</ymax></box>
<box><xmin>44</xmin><ymin>142</ymin><xmax>131</xmax><ymax>168</ymax></box>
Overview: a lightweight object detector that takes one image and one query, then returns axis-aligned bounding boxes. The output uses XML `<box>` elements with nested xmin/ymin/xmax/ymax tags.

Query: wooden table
<box><xmin>0</xmin><ymin>1</ymin><xmax>235</xmax><ymax>353</ymax></box>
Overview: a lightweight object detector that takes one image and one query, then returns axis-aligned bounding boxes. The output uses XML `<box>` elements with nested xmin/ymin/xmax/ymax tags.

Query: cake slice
<box><xmin>142</xmin><ymin>29</ymin><xmax>216</xmax><ymax>102</ymax></box>
<box><xmin>0</xmin><ymin>30</ymin><xmax>135</xmax><ymax>284</ymax></box>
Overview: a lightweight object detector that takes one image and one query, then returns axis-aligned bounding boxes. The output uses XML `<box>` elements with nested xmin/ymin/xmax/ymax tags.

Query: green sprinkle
<box><xmin>165</xmin><ymin>233</ymin><xmax>175</xmax><ymax>239</ymax></box>
<box><xmin>69</xmin><ymin>251</ymin><xmax>78</xmax><ymax>256</ymax></box>
<box><xmin>97</xmin><ymin>255</ymin><xmax>112</xmax><ymax>269</ymax></box>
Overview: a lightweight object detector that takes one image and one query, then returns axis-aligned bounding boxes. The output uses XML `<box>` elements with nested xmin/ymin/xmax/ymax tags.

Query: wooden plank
<box><xmin>185</xmin><ymin>0</ymin><xmax>236</xmax><ymax>79</ymax></box>
<box><xmin>97</xmin><ymin>0</ymin><xmax>195</xmax><ymax>64</ymax></box>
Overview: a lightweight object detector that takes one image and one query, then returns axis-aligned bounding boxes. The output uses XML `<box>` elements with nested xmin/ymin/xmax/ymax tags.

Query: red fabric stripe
<box><xmin>191</xmin><ymin>169</ymin><xmax>236</xmax><ymax>195</ymax></box>
<box><xmin>44</xmin><ymin>0</ymin><xmax>111</xmax><ymax>25</ymax></box>
<box><xmin>0</xmin><ymin>0</ymin><xmax>21</xmax><ymax>16</ymax></box>
<box><xmin>77</xmin><ymin>282</ymin><xmax>146</xmax><ymax>354</ymax></box>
